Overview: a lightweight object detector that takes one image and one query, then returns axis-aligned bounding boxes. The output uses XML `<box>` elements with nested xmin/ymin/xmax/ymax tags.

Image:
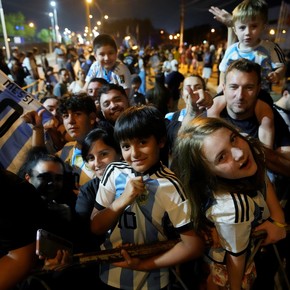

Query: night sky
<box><xmin>2</xmin><ymin>0</ymin><xmax>285</xmax><ymax>34</ymax></box>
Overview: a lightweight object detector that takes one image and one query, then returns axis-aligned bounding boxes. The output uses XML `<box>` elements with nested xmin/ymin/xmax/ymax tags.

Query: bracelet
<box><xmin>267</xmin><ymin>217</ymin><xmax>287</xmax><ymax>228</ymax></box>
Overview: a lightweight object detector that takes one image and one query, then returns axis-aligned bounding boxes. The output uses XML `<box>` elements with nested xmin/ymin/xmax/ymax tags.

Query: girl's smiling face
<box><xmin>202</xmin><ymin>127</ymin><xmax>257</xmax><ymax>179</ymax></box>
<box><xmin>86</xmin><ymin>139</ymin><xmax>120</xmax><ymax>179</ymax></box>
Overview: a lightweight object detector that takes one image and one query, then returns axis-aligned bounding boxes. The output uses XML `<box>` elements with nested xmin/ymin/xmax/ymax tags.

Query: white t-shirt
<box><xmin>85</xmin><ymin>60</ymin><xmax>131</xmax><ymax>90</ymax></box>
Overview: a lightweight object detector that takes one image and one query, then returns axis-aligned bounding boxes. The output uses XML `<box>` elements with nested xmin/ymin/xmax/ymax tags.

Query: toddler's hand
<box><xmin>267</xmin><ymin>71</ymin><xmax>279</xmax><ymax>84</ymax></box>
<box><xmin>209</xmin><ymin>6</ymin><xmax>233</xmax><ymax>27</ymax></box>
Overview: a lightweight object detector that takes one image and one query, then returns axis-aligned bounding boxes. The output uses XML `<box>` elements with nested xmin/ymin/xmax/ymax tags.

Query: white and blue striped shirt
<box><xmin>95</xmin><ymin>161</ymin><xmax>191</xmax><ymax>290</ymax></box>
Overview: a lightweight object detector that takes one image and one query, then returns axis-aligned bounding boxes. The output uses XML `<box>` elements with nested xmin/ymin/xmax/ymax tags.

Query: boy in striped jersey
<box><xmin>90</xmin><ymin>105</ymin><xmax>204</xmax><ymax>290</ymax></box>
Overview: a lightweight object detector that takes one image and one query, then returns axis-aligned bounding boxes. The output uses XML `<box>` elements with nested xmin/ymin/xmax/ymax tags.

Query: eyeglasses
<box><xmin>35</xmin><ymin>172</ymin><xmax>64</xmax><ymax>183</ymax></box>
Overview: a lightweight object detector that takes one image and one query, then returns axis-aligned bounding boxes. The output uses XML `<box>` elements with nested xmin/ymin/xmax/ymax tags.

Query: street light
<box><xmin>50</xmin><ymin>1</ymin><xmax>60</xmax><ymax>42</ymax></box>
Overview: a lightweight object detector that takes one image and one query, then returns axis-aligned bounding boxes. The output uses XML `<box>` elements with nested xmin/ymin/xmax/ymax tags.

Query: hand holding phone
<box><xmin>36</xmin><ymin>229</ymin><xmax>73</xmax><ymax>259</ymax></box>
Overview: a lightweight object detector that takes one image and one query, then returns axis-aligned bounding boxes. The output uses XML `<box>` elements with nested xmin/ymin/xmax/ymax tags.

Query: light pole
<box><xmin>86</xmin><ymin>0</ymin><xmax>92</xmax><ymax>43</ymax></box>
<box><xmin>102</xmin><ymin>14</ymin><xmax>108</xmax><ymax>34</ymax></box>
<box><xmin>49</xmin><ymin>12</ymin><xmax>56</xmax><ymax>42</ymax></box>
<box><xmin>0</xmin><ymin>0</ymin><xmax>10</xmax><ymax>60</ymax></box>
<box><xmin>179</xmin><ymin>0</ymin><xmax>184</xmax><ymax>49</ymax></box>
<box><xmin>50</xmin><ymin>1</ymin><xmax>60</xmax><ymax>43</ymax></box>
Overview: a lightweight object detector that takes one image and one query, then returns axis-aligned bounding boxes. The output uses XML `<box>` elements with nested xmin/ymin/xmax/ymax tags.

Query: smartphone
<box><xmin>36</xmin><ymin>229</ymin><xmax>73</xmax><ymax>259</ymax></box>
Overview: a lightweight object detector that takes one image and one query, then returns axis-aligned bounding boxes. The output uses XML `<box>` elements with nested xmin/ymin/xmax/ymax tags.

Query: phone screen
<box><xmin>36</xmin><ymin>229</ymin><xmax>73</xmax><ymax>258</ymax></box>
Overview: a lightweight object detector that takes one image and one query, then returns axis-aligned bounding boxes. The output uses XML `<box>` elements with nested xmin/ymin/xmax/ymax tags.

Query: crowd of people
<box><xmin>1</xmin><ymin>1</ymin><xmax>290</xmax><ymax>290</ymax></box>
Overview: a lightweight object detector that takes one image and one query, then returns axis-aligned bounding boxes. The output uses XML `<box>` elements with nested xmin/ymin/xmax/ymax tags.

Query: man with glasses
<box><xmin>18</xmin><ymin>148</ymin><xmax>75</xmax><ymax>238</ymax></box>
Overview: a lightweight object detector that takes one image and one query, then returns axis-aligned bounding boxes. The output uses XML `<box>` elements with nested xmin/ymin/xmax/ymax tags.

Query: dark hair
<box><xmin>18</xmin><ymin>147</ymin><xmax>65</xmax><ymax>179</ymax></box>
<box><xmin>26</xmin><ymin>50</ymin><xmax>33</xmax><ymax>58</ymax></box>
<box><xmin>145</xmin><ymin>72</ymin><xmax>170</xmax><ymax>115</ymax></box>
<box><xmin>40</xmin><ymin>95</ymin><xmax>58</xmax><ymax>104</ymax></box>
<box><xmin>88</xmin><ymin>55</ymin><xmax>96</xmax><ymax>62</ymax></box>
<box><xmin>46</xmin><ymin>66</ymin><xmax>54</xmax><ymax>73</ymax></box>
<box><xmin>93</xmin><ymin>34</ymin><xmax>117</xmax><ymax>53</ymax></box>
<box><xmin>225</xmin><ymin>58</ymin><xmax>261</xmax><ymax>84</ymax></box>
<box><xmin>89</xmin><ymin>77</ymin><xmax>108</xmax><ymax>86</ymax></box>
<box><xmin>57</xmin><ymin>94</ymin><xmax>97</xmax><ymax>115</ymax></box>
<box><xmin>131</xmin><ymin>74</ymin><xmax>142</xmax><ymax>85</ymax></box>
<box><xmin>155</xmin><ymin>72</ymin><xmax>165</xmax><ymax>85</ymax></box>
<box><xmin>114</xmin><ymin>105</ymin><xmax>167</xmax><ymax>143</ymax></box>
<box><xmin>81</xmin><ymin>122</ymin><xmax>120</xmax><ymax>161</ymax></box>
<box><xmin>97</xmin><ymin>83</ymin><xmax>127</xmax><ymax>100</ymax></box>
<box><xmin>58</xmin><ymin>68</ymin><xmax>68</xmax><ymax>75</ymax></box>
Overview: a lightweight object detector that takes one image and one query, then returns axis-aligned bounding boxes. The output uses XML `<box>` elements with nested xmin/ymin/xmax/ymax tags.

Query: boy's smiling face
<box><xmin>95</xmin><ymin>45</ymin><xmax>118</xmax><ymax>71</ymax></box>
<box><xmin>120</xmin><ymin>136</ymin><xmax>164</xmax><ymax>173</ymax></box>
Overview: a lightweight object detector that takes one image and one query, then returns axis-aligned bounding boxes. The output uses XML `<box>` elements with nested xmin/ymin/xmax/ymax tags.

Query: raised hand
<box><xmin>209</xmin><ymin>6</ymin><xmax>233</xmax><ymax>27</ymax></box>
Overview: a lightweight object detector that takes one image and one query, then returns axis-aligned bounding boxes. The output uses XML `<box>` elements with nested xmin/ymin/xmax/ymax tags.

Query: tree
<box><xmin>37</xmin><ymin>29</ymin><xmax>52</xmax><ymax>43</ymax></box>
<box><xmin>0</xmin><ymin>12</ymin><xmax>36</xmax><ymax>41</ymax></box>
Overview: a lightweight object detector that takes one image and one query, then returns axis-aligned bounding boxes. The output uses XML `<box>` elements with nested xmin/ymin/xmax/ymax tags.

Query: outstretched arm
<box><xmin>255</xmin><ymin>99</ymin><xmax>274</xmax><ymax>149</ymax></box>
<box><xmin>264</xmin><ymin>147</ymin><xmax>290</xmax><ymax>177</ymax></box>
<box><xmin>22</xmin><ymin>110</ymin><xmax>45</xmax><ymax>147</ymax></box>
<box><xmin>206</xmin><ymin>95</ymin><xmax>226</xmax><ymax>118</ymax></box>
<box><xmin>254</xmin><ymin>177</ymin><xmax>286</xmax><ymax>245</ymax></box>
<box><xmin>113</xmin><ymin>229</ymin><xmax>204</xmax><ymax>271</ymax></box>
<box><xmin>209</xmin><ymin>6</ymin><xmax>237</xmax><ymax>47</ymax></box>
<box><xmin>0</xmin><ymin>243</ymin><xmax>36</xmax><ymax>290</ymax></box>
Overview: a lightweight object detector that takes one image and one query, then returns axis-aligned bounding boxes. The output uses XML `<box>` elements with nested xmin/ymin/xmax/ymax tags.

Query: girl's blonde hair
<box><xmin>174</xmin><ymin>117</ymin><xmax>266</xmax><ymax>230</ymax></box>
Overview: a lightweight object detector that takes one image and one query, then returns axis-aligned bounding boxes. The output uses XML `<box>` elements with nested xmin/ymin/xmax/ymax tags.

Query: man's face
<box><xmin>95</xmin><ymin>45</ymin><xmax>117</xmax><ymax>71</ymax></box>
<box><xmin>42</xmin><ymin>98</ymin><xmax>59</xmax><ymax>116</ymax></box>
<box><xmin>182</xmin><ymin>76</ymin><xmax>204</xmax><ymax>101</ymax></box>
<box><xmin>87</xmin><ymin>81</ymin><xmax>103</xmax><ymax>100</ymax></box>
<box><xmin>99</xmin><ymin>89</ymin><xmax>129</xmax><ymax>124</ymax></box>
<box><xmin>223</xmin><ymin>69</ymin><xmax>260</xmax><ymax>120</ymax></box>
<box><xmin>28</xmin><ymin>160</ymin><xmax>64</xmax><ymax>201</ymax></box>
<box><xmin>60</xmin><ymin>70</ymin><xmax>70</xmax><ymax>83</ymax></box>
<box><xmin>62</xmin><ymin>110</ymin><xmax>96</xmax><ymax>143</ymax></box>
<box><xmin>78</xmin><ymin>70</ymin><xmax>86</xmax><ymax>81</ymax></box>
